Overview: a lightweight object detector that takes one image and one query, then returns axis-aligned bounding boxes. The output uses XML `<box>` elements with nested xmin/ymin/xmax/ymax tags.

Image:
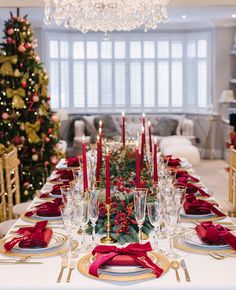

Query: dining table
<box><xmin>0</xmin><ymin>158</ymin><xmax>235</xmax><ymax>290</ymax></box>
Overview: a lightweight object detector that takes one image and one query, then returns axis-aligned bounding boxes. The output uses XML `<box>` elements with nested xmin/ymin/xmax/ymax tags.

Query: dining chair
<box><xmin>2</xmin><ymin>148</ymin><xmax>20</xmax><ymax>219</ymax></box>
<box><xmin>229</xmin><ymin>146</ymin><xmax>236</xmax><ymax>215</ymax></box>
<box><xmin>0</xmin><ymin>158</ymin><xmax>7</xmax><ymax>222</ymax></box>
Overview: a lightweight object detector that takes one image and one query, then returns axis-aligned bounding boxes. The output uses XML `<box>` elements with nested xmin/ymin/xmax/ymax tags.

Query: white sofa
<box><xmin>73</xmin><ymin>114</ymin><xmax>194</xmax><ymax>151</ymax></box>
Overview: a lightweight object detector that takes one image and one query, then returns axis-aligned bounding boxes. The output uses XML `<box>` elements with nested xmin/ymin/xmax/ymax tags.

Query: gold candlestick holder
<box><xmin>100</xmin><ymin>204</ymin><xmax>116</xmax><ymax>244</ymax></box>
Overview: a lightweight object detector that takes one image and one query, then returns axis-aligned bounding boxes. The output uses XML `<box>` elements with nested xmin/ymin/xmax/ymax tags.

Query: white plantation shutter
<box><xmin>46</xmin><ymin>31</ymin><xmax>211</xmax><ymax>112</ymax></box>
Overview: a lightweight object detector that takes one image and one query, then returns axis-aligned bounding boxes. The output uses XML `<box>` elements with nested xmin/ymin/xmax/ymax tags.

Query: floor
<box><xmin>194</xmin><ymin>159</ymin><xmax>234</xmax><ymax>215</ymax></box>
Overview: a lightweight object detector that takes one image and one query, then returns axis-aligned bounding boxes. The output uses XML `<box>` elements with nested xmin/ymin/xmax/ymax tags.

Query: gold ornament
<box><xmin>0</xmin><ymin>55</ymin><xmax>18</xmax><ymax>64</ymax></box>
<box><xmin>14</xmin><ymin>69</ymin><xmax>21</xmax><ymax>77</ymax></box>
<box><xmin>6</xmin><ymin>87</ymin><xmax>26</xmax><ymax>109</ymax></box>
<box><xmin>25</xmin><ymin>121</ymin><xmax>41</xmax><ymax>144</ymax></box>
<box><xmin>32</xmin><ymin>154</ymin><xmax>38</xmax><ymax>161</ymax></box>
<box><xmin>0</xmin><ymin>61</ymin><xmax>13</xmax><ymax>76</ymax></box>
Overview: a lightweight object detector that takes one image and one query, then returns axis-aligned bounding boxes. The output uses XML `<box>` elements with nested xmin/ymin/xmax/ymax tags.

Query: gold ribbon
<box><xmin>6</xmin><ymin>87</ymin><xmax>26</xmax><ymax>109</ymax></box>
<box><xmin>0</xmin><ymin>144</ymin><xmax>15</xmax><ymax>156</ymax></box>
<box><xmin>0</xmin><ymin>55</ymin><xmax>18</xmax><ymax>76</ymax></box>
<box><xmin>24</xmin><ymin>121</ymin><xmax>41</xmax><ymax>144</ymax></box>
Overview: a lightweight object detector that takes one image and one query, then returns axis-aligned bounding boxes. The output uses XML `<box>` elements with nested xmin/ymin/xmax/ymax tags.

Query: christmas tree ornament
<box><xmin>22</xmin><ymin>26</ymin><xmax>26</xmax><ymax>31</ymax></box>
<box><xmin>24</xmin><ymin>43</ymin><xmax>31</xmax><ymax>49</ymax></box>
<box><xmin>12</xmin><ymin>135</ymin><xmax>22</xmax><ymax>145</ymax></box>
<box><xmin>18</xmin><ymin>44</ymin><xmax>26</xmax><ymax>53</ymax></box>
<box><xmin>14</xmin><ymin>69</ymin><xmax>21</xmax><ymax>77</ymax></box>
<box><xmin>45</xmin><ymin>136</ymin><xmax>50</xmax><ymax>143</ymax></box>
<box><xmin>1</xmin><ymin>112</ymin><xmax>9</xmax><ymax>120</ymax></box>
<box><xmin>6</xmin><ymin>37</ymin><xmax>15</xmax><ymax>44</ymax></box>
<box><xmin>51</xmin><ymin>114</ymin><xmax>59</xmax><ymax>123</ymax></box>
<box><xmin>6</xmin><ymin>87</ymin><xmax>25</xmax><ymax>109</ymax></box>
<box><xmin>32</xmin><ymin>94</ymin><xmax>39</xmax><ymax>102</ymax></box>
<box><xmin>24</xmin><ymin>121</ymin><xmax>41</xmax><ymax>143</ymax></box>
<box><xmin>23</xmin><ymin>181</ymin><xmax>30</xmax><ymax>189</ymax></box>
<box><xmin>24</xmin><ymin>190</ymin><xmax>29</xmax><ymax>196</ymax></box>
<box><xmin>32</xmin><ymin>154</ymin><xmax>38</xmax><ymax>161</ymax></box>
<box><xmin>7</xmin><ymin>28</ymin><xmax>14</xmax><ymax>35</ymax></box>
<box><xmin>21</xmin><ymin>81</ymin><xmax>27</xmax><ymax>88</ymax></box>
<box><xmin>47</xmin><ymin>128</ymin><xmax>53</xmax><ymax>134</ymax></box>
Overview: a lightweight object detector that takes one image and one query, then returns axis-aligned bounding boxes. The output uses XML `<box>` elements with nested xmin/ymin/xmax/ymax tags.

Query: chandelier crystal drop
<box><xmin>44</xmin><ymin>0</ymin><xmax>169</xmax><ymax>33</ymax></box>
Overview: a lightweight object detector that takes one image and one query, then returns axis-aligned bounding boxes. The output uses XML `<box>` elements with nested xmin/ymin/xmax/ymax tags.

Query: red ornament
<box><xmin>21</xmin><ymin>81</ymin><xmax>27</xmax><ymax>88</ymax></box>
<box><xmin>22</xmin><ymin>26</ymin><xmax>27</xmax><ymax>31</ymax></box>
<box><xmin>7</xmin><ymin>28</ymin><xmax>14</xmax><ymax>35</ymax></box>
<box><xmin>21</xmin><ymin>18</ymin><xmax>26</xmax><ymax>23</ymax></box>
<box><xmin>32</xmin><ymin>94</ymin><xmax>39</xmax><ymax>102</ymax></box>
<box><xmin>19</xmin><ymin>63</ymin><xmax>24</xmax><ymax>68</ymax></box>
<box><xmin>18</xmin><ymin>44</ymin><xmax>26</xmax><ymax>53</ymax></box>
<box><xmin>23</xmin><ymin>181</ymin><xmax>30</xmax><ymax>189</ymax></box>
<box><xmin>7</xmin><ymin>37</ymin><xmax>15</xmax><ymax>44</ymax></box>
<box><xmin>1</xmin><ymin>112</ymin><xmax>9</xmax><ymax>120</ymax></box>
<box><xmin>24</xmin><ymin>43</ymin><xmax>31</xmax><ymax>49</ymax></box>
<box><xmin>45</xmin><ymin>137</ymin><xmax>50</xmax><ymax>143</ymax></box>
<box><xmin>47</xmin><ymin>96</ymin><xmax>51</xmax><ymax>101</ymax></box>
<box><xmin>12</xmin><ymin>135</ymin><xmax>21</xmax><ymax>145</ymax></box>
<box><xmin>47</xmin><ymin>128</ymin><xmax>53</xmax><ymax>134</ymax></box>
<box><xmin>32</xmin><ymin>148</ymin><xmax>36</xmax><ymax>153</ymax></box>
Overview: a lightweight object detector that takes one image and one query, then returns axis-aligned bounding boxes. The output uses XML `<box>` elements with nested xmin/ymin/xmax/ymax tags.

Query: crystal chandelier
<box><xmin>44</xmin><ymin>0</ymin><xmax>169</xmax><ymax>34</ymax></box>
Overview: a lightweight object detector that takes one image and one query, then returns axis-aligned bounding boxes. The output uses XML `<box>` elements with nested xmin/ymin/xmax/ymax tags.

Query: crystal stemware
<box><xmin>134</xmin><ymin>188</ymin><xmax>147</xmax><ymax>243</ymax></box>
<box><xmin>60</xmin><ymin>184</ymin><xmax>72</xmax><ymax>205</ymax></box>
<box><xmin>165</xmin><ymin>207</ymin><xmax>179</xmax><ymax>259</ymax></box>
<box><xmin>89</xmin><ymin>190</ymin><xmax>99</xmax><ymax>247</ymax></box>
<box><xmin>174</xmin><ymin>185</ymin><xmax>186</xmax><ymax>232</ymax></box>
<box><xmin>147</xmin><ymin>201</ymin><xmax>161</xmax><ymax>251</ymax></box>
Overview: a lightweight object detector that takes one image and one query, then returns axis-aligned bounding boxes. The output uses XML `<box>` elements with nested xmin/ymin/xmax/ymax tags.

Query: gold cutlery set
<box><xmin>57</xmin><ymin>256</ymin><xmax>76</xmax><ymax>283</ymax></box>
<box><xmin>0</xmin><ymin>256</ymin><xmax>43</xmax><ymax>265</ymax></box>
<box><xmin>171</xmin><ymin>259</ymin><xmax>191</xmax><ymax>282</ymax></box>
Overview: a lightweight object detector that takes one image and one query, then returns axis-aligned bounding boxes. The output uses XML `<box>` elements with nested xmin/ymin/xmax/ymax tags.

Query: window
<box><xmin>44</xmin><ymin>31</ymin><xmax>212</xmax><ymax>113</ymax></box>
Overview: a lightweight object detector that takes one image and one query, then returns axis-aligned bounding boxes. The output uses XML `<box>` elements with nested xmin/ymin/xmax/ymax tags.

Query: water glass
<box><xmin>60</xmin><ymin>185</ymin><xmax>72</xmax><ymax>205</ymax></box>
<box><xmin>134</xmin><ymin>188</ymin><xmax>147</xmax><ymax>243</ymax></box>
<box><xmin>165</xmin><ymin>208</ymin><xmax>179</xmax><ymax>259</ymax></box>
<box><xmin>147</xmin><ymin>201</ymin><xmax>161</xmax><ymax>251</ymax></box>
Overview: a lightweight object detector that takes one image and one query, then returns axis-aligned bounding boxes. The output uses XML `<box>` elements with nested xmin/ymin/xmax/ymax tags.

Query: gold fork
<box><xmin>66</xmin><ymin>260</ymin><xmax>76</xmax><ymax>283</ymax></box>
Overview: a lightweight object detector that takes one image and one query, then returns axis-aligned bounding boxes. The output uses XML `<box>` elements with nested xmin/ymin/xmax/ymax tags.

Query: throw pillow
<box><xmin>152</xmin><ymin>117</ymin><xmax>178</xmax><ymax>136</ymax></box>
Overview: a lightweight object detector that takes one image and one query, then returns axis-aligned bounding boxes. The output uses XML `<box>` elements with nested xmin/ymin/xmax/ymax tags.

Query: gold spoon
<box><xmin>170</xmin><ymin>260</ymin><xmax>181</xmax><ymax>282</ymax></box>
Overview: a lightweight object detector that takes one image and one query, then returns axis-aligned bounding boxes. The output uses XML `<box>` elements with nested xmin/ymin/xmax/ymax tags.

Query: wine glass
<box><xmin>60</xmin><ymin>184</ymin><xmax>72</xmax><ymax>205</ymax></box>
<box><xmin>147</xmin><ymin>201</ymin><xmax>161</xmax><ymax>251</ymax></box>
<box><xmin>174</xmin><ymin>185</ymin><xmax>186</xmax><ymax>232</ymax></box>
<box><xmin>89</xmin><ymin>190</ymin><xmax>100</xmax><ymax>247</ymax></box>
<box><xmin>77</xmin><ymin>197</ymin><xmax>90</xmax><ymax>253</ymax></box>
<box><xmin>134</xmin><ymin>188</ymin><xmax>147</xmax><ymax>243</ymax></box>
<box><xmin>165</xmin><ymin>207</ymin><xmax>179</xmax><ymax>259</ymax></box>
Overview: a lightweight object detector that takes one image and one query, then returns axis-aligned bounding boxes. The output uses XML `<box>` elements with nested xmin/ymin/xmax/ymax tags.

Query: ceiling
<box><xmin>0</xmin><ymin>1</ymin><xmax>236</xmax><ymax>29</ymax></box>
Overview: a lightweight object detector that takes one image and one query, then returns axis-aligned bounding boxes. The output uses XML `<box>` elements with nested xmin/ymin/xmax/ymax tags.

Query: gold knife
<box><xmin>57</xmin><ymin>256</ymin><xmax>68</xmax><ymax>283</ymax></box>
<box><xmin>66</xmin><ymin>260</ymin><xmax>76</xmax><ymax>283</ymax></box>
<box><xmin>180</xmin><ymin>259</ymin><xmax>191</xmax><ymax>282</ymax></box>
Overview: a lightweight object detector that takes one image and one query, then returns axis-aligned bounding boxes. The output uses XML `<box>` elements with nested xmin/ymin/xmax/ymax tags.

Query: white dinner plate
<box><xmin>180</xmin><ymin>208</ymin><xmax>214</xmax><ymax>219</ymax></box>
<box><xmin>8</xmin><ymin>232</ymin><xmax>67</xmax><ymax>253</ymax></box>
<box><xmin>182</xmin><ymin>229</ymin><xmax>231</xmax><ymax>250</ymax></box>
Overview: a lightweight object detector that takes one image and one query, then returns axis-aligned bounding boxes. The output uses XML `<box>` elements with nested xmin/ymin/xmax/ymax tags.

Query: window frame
<box><xmin>43</xmin><ymin>30</ymin><xmax>213</xmax><ymax>114</ymax></box>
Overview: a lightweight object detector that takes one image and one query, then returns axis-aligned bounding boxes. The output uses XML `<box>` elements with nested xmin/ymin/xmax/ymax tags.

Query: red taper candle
<box><xmin>135</xmin><ymin>142</ymin><xmax>141</xmax><ymax>188</ymax></box>
<box><xmin>122</xmin><ymin>111</ymin><xmax>126</xmax><ymax>146</ymax></box>
<box><xmin>105</xmin><ymin>147</ymin><xmax>111</xmax><ymax>204</ymax></box>
<box><xmin>153</xmin><ymin>139</ymin><xmax>158</xmax><ymax>184</ymax></box>
<box><xmin>140</xmin><ymin>126</ymin><xmax>145</xmax><ymax>168</ymax></box>
<box><xmin>96</xmin><ymin>135</ymin><xmax>101</xmax><ymax>182</ymax></box>
<box><xmin>82</xmin><ymin>135</ymin><xmax>88</xmax><ymax>192</ymax></box>
<box><xmin>148</xmin><ymin>121</ymin><xmax>152</xmax><ymax>154</ymax></box>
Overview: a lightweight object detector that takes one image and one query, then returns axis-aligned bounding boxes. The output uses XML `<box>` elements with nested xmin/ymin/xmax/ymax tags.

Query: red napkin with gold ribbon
<box><xmin>51</xmin><ymin>169</ymin><xmax>74</xmax><ymax>182</ymax></box>
<box><xmin>66</xmin><ymin>156</ymin><xmax>81</xmax><ymax>167</ymax></box>
<box><xmin>25</xmin><ymin>198</ymin><xmax>62</xmax><ymax>217</ymax></box>
<box><xmin>177</xmin><ymin>181</ymin><xmax>209</xmax><ymax>197</ymax></box>
<box><xmin>165</xmin><ymin>155</ymin><xmax>181</xmax><ymax>167</ymax></box>
<box><xmin>183</xmin><ymin>195</ymin><xmax>225</xmax><ymax>216</ymax></box>
<box><xmin>195</xmin><ymin>221</ymin><xmax>236</xmax><ymax>250</ymax></box>
<box><xmin>4</xmin><ymin>221</ymin><xmax>53</xmax><ymax>251</ymax></box>
<box><xmin>89</xmin><ymin>242</ymin><xmax>164</xmax><ymax>278</ymax></box>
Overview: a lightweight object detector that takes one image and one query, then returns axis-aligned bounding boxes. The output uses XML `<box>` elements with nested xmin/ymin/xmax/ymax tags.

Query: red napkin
<box><xmin>176</xmin><ymin>170</ymin><xmax>199</xmax><ymax>183</ymax></box>
<box><xmin>89</xmin><ymin>242</ymin><xmax>164</xmax><ymax>278</ymax></box>
<box><xmin>25</xmin><ymin>198</ymin><xmax>62</xmax><ymax>217</ymax></box>
<box><xmin>177</xmin><ymin>181</ymin><xmax>209</xmax><ymax>197</ymax></box>
<box><xmin>195</xmin><ymin>222</ymin><xmax>236</xmax><ymax>250</ymax></box>
<box><xmin>51</xmin><ymin>169</ymin><xmax>74</xmax><ymax>182</ymax></box>
<box><xmin>66</xmin><ymin>156</ymin><xmax>81</xmax><ymax>167</ymax></box>
<box><xmin>183</xmin><ymin>195</ymin><xmax>225</xmax><ymax>216</ymax></box>
<box><xmin>40</xmin><ymin>184</ymin><xmax>68</xmax><ymax>198</ymax></box>
<box><xmin>4</xmin><ymin>221</ymin><xmax>53</xmax><ymax>251</ymax></box>
<box><xmin>164</xmin><ymin>155</ymin><xmax>181</xmax><ymax>167</ymax></box>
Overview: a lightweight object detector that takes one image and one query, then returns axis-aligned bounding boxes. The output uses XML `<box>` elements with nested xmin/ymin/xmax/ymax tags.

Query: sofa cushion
<box><xmin>152</xmin><ymin>117</ymin><xmax>178</xmax><ymax>136</ymax></box>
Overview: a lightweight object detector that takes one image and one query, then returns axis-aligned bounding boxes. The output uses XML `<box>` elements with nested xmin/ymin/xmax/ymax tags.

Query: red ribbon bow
<box><xmin>184</xmin><ymin>195</ymin><xmax>225</xmax><ymax>217</ymax></box>
<box><xmin>177</xmin><ymin>181</ymin><xmax>209</xmax><ymax>197</ymax></box>
<box><xmin>89</xmin><ymin>242</ymin><xmax>164</xmax><ymax>278</ymax></box>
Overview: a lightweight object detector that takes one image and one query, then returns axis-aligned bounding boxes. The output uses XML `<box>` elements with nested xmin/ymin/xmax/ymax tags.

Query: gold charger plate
<box><xmin>77</xmin><ymin>252</ymin><xmax>170</xmax><ymax>282</ymax></box>
<box><xmin>0</xmin><ymin>232</ymin><xmax>68</xmax><ymax>258</ymax></box>
<box><xmin>21</xmin><ymin>213</ymin><xmax>63</xmax><ymax>224</ymax></box>
<box><xmin>174</xmin><ymin>231</ymin><xmax>235</xmax><ymax>255</ymax></box>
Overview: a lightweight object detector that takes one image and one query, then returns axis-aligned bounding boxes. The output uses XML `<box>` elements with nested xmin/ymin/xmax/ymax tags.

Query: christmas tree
<box><xmin>0</xmin><ymin>11</ymin><xmax>60</xmax><ymax>201</ymax></box>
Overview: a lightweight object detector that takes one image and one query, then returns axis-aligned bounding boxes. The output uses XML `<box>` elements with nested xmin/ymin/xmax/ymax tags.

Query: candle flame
<box><xmin>142</xmin><ymin>126</ymin><xmax>145</xmax><ymax>133</ymax></box>
<box><xmin>99</xmin><ymin>127</ymin><xmax>102</xmax><ymax>134</ymax></box>
<box><xmin>142</xmin><ymin>112</ymin><xmax>145</xmax><ymax>118</ymax></box>
<box><xmin>82</xmin><ymin>135</ymin><xmax>85</xmax><ymax>141</ymax></box>
<box><xmin>97</xmin><ymin>135</ymin><xmax>99</xmax><ymax>141</ymax></box>
<box><xmin>122</xmin><ymin>111</ymin><xmax>125</xmax><ymax>117</ymax></box>
<box><xmin>148</xmin><ymin>121</ymin><xmax>151</xmax><ymax>126</ymax></box>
